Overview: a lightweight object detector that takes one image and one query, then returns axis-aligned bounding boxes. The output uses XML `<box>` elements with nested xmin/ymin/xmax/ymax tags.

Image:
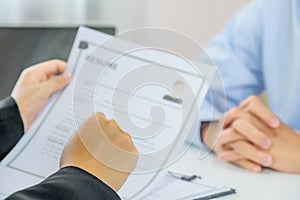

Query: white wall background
<box><xmin>0</xmin><ymin>0</ymin><xmax>248</xmax><ymax>44</ymax></box>
<box><xmin>136</xmin><ymin>0</ymin><xmax>248</xmax><ymax>44</ymax></box>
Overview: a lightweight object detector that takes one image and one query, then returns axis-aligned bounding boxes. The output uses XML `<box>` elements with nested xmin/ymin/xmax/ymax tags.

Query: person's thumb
<box><xmin>43</xmin><ymin>73</ymin><xmax>72</xmax><ymax>96</ymax></box>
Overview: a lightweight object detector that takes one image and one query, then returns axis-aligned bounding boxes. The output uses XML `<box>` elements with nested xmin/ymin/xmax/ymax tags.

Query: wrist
<box><xmin>200</xmin><ymin>122</ymin><xmax>209</xmax><ymax>142</ymax></box>
<box><xmin>200</xmin><ymin>121</ymin><xmax>219</xmax><ymax>149</ymax></box>
<box><xmin>62</xmin><ymin>160</ymin><xmax>126</xmax><ymax>192</ymax></box>
<box><xmin>11</xmin><ymin>96</ymin><xmax>28</xmax><ymax>132</ymax></box>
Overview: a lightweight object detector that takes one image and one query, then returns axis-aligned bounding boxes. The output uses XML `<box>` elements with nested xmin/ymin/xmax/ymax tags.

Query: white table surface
<box><xmin>170</xmin><ymin>146</ymin><xmax>300</xmax><ymax>200</ymax></box>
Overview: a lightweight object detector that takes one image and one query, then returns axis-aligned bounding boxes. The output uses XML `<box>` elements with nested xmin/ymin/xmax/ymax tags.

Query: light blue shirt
<box><xmin>196</xmin><ymin>0</ymin><xmax>300</xmax><ymax>134</ymax></box>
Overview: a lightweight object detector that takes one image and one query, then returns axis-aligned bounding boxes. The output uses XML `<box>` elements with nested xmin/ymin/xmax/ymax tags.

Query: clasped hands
<box><xmin>203</xmin><ymin>96</ymin><xmax>300</xmax><ymax>173</ymax></box>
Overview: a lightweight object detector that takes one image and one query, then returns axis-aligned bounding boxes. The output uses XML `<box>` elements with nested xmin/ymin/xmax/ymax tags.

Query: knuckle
<box><xmin>119</xmin><ymin>134</ymin><xmax>132</xmax><ymax>147</ymax></box>
<box><xmin>132</xmin><ymin>147</ymin><xmax>138</xmax><ymax>154</ymax></box>
<box><xmin>228</xmin><ymin>107</ymin><xmax>240</xmax><ymax>116</ymax></box>
<box><xmin>87</xmin><ymin>114</ymin><xmax>95</xmax><ymax>122</ymax></box>
<box><xmin>22</xmin><ymin>67</ymin><xmax>33</xmax><ymax>77</ymax></box>
<box><xmin>107</xmin><ymin>119</ymin><xmax>113</xmax><ymax>123</ymax></box>
<box><xmin>95</xmin><ymin>112</ymin><xmax>105</xmax><ymax>119</ymax></box>
<box><xmin>232</xmin><ymin>140</ymin><xmax>244</xmax><ymax>149</ymax></box>
<box><xmin>22</xmin><ymin>67</ymin><xmax>30</xmax><ymax>74</ymax></box>
<box><xmin>232</xmin><ymin>119</ymin><xmax>244</xmax><ymax>130</ymax></box>
<box><xmin>222</xmin><ymin>128</ymin><xmax>232</xmax><ymax>136</ymax></box>
<box><xmin>246</xmin><ymin>101</ymin><xmax>256</xmax><ymax>111</ymax></box>
<box><xmin>123</xmin><ymin>131</ymin><xmax>131</xmax><ymax>137</ymax></box>
<box><xmin>126</xmin><ymin>137</ymin><xmax>133</xmax><ymax>146</ymax></box>
<box><xmin>108</xmin><ymin>119</ymin><xmax>116</xmax><ymax>126</ymax></box>
<box><xmin>95</xmin><ymin>112</ymin><xmax>106</xmax><ymax>122</ymax></box>
<box><xmin>255</xmin><ymin>130</ymin><xmax>265</xmax><ymax>139</ymax></box>
<box><xmin>247</xmin><ymin>95</ymin><xmax>259</xmax><ymax>102</ymax></box>
<box><xmin>227</xmin><ymin>128</ymin><xmax>236</xmax><ymax>136</ymax></box>
<box><xmin>123</xmin><ymin>132</ymin><xmax>133</xmax><ymax>142</ymax></box>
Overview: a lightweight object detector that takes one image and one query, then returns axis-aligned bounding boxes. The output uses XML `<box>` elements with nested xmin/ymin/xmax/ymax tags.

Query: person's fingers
<box><xmin>233</xmin><ymin>159</ymin><xmax>262</xmax><ymax>173</ymax></box>
<box><xmin>107</xmin><ymin>119</ymin><xmax>122</xmax><ymax>131</ymax></box>
<box><xmin>95</xmin><ymin>112</ymin><xmax>107</xmax><ymax>120</ymax></box>
<box><xmin>115</xmin><ymin>131</ymin><xmax>137</xmax><ymax>153</ymax></box>
<box><xmin>94</xmin><ymin>113</ymin><xmax>110</xmax><ymax>135</ymax></box>
<box><xmin>223</xmin><ymin>107</ymin><xmax>272</xmax><ymax>133</ymax></box>
<box><xmin>229</xmin><ymin>141</ymin><xmax>273</xmax><ymax>167</ymax></box>
<box><xmin>106</xmin><ymin>119</ymin><xmax>122</xmax><ymax>141</ymax></box>
<box><xmin>240</xmin><ymin>96</ymin><xmax>280</xmax><ymax>128</ymax></box>
<box><xmin>217</xmin><ymin>140</ymin><xmax>263</xmax><ymax>173</ymax></box>
<box><xmin>223</xmin><ymin>107</ymin><xmax>244</xmax><ymax>128</ymax></box>
<box><xmin>219</xmin><ymin>128</ymin><xmax>245</xmax><ymax>146</ymax></box>
<box><xmin>232</xmin><ymin>119</ymin><xmax>272</xmax><ymax>149</ymax></box>
<box><xmin>42</xmin><ymin>73</ymin><xmax>72</xmax><ymax>96</ymax></box>
<box><xmin>20</xmin><ymin>60</ymin><xmax>68</xmax><ymax>83</ymax></box>
<box><xmin>36</xmin><ymin>59</ymin><xmax>67</xmax><ymax>76</ymax></box>
<box><xmin>99</xmin><ymin>118</ymin><xmax>137</xmax><ymax>156</ymax></box>
<box><xmin>94</xmin><ymin>114</ymin><xmax>119</xmax><ymax>143</ymax></box>
<box><xmin>218</xmin><ymin>150</ymin><xmax>244</xmax><ymax>162</ymax></box>
<box><xmin>107</xmin><ymin>120</ymin><xmax>136</xmax><ymax>151</ymax></box>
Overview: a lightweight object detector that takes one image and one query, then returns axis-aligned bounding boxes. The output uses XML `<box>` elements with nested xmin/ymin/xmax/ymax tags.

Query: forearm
<box><xmin>0</xmin><ymin>96</ymin><xmax>24</xmax><ymax>161</ymax></box>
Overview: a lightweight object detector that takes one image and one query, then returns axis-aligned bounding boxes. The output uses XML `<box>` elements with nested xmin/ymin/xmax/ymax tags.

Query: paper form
<box><xmin>0</xmin><ymin>27</ymin><xmax>214</xmax><ymax>199</ymax></box>
<box><xmin>141</xmin><ymin>173</ymin><xmax>234</xmax><ymax>200</ymax></box>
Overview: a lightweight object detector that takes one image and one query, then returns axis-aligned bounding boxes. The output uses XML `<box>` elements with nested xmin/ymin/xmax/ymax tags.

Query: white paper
<box><xmin>141</xmin><ymin>172</ymin><xmax>233</xmax><ymax>200</ymax></box>
<box><xmin>0</xmin><ymin>27</ymin><xmax>214</xmax><ymax>199</ymax></box>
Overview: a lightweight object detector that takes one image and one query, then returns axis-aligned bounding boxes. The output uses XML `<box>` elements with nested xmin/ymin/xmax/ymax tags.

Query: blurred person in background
<box><xmin>198</xmin><ymin>0</ymin><xmax>300</xmax><ymax>173</ymax></box>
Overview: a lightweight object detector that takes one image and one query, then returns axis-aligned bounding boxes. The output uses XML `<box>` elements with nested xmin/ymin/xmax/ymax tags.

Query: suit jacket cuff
<box><xmin>8</xmin><ymin>166</ymin><xmax>121</xmax><ymax>200</ymax></box>
<box><xmin>0</xmin><ymin>96</ymin><xmax>24</xmax><ymax>161</ymax></box>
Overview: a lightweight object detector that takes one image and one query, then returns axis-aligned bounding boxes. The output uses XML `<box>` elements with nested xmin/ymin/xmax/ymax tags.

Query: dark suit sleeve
<box><xmin>0</xmin><ymin>96</ymin><xmax>24</xmax><ymax>161</ymax></box>
<box><xmin>0</xmin><ymin>97</ymin><xmax>120</xmax><ymax>199</ymax></box>
<box><xmin>7</xmin><ymin>166</ymin><xmax>121</xmax><ymax>200</ymax></box>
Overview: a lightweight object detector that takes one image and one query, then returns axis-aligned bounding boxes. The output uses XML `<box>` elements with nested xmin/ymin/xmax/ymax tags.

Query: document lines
<box><xmin>0</xmin><ymin>27</ymin><xmax>233</xmax><ymax>199</ymax></box>
<box><xmin>142</xmin><ymin>171</ymin><xmax>235</xmax><ymax>200</ymax></box>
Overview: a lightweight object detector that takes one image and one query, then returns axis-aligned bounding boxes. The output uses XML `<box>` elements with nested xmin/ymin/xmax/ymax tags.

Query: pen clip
<box><xmin>168</xmin><ymin>170</ymin><xmax>201</xmax><ymax>182</ymax></box>
<box><xmin>163</xmin><ymin>95</ymin><xmax>182</xmax><ymax>104</ymax></box>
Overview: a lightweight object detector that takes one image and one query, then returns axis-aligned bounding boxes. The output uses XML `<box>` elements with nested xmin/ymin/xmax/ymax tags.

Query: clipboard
<box><xmin>141</xmin><ymin>170</ymin><xmax>236</xmax><ymax>200</ymax></box>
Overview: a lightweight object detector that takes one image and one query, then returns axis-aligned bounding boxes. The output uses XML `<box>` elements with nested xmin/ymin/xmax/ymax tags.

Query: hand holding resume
<box><xmin>0</xmin><ymin>27</ymin><xmax>217</xmax><ymax>199</ymax></box>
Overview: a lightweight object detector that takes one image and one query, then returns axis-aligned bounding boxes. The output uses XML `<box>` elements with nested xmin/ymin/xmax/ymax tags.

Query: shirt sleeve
<box><xmin>6</xmin><ymin>166</ymin><xmax>121</xmax><ymax>200</ymax></box>
<box><xmin>194</xmin><ymin>0</ymin><xmax>265</xmax><ymax>145</ymax></box>
<box><xmin>0</xmin><ymin>96</ymin><xmax>24</xmax><ymax>161</ymax></box>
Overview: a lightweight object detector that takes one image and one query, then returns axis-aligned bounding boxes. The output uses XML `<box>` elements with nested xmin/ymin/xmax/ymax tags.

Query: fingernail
<box><xmin>261</xmin><ymin>138</ymin><xmax>271</xmax><ymax>149</ymax></box>
<box><xmin>269</xmin><ymin>117</ymin><xmax>280</xmax><ymax>128</ymax></box>
<box><xmin>250</xmin><ymin>165</ymin><xmax>261</xmax><ymax>173</ymax></box>
<box><xmin>262</xmin><ymin>155</ymin><xmax>272</xmax><ymax>166</ymax></box>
